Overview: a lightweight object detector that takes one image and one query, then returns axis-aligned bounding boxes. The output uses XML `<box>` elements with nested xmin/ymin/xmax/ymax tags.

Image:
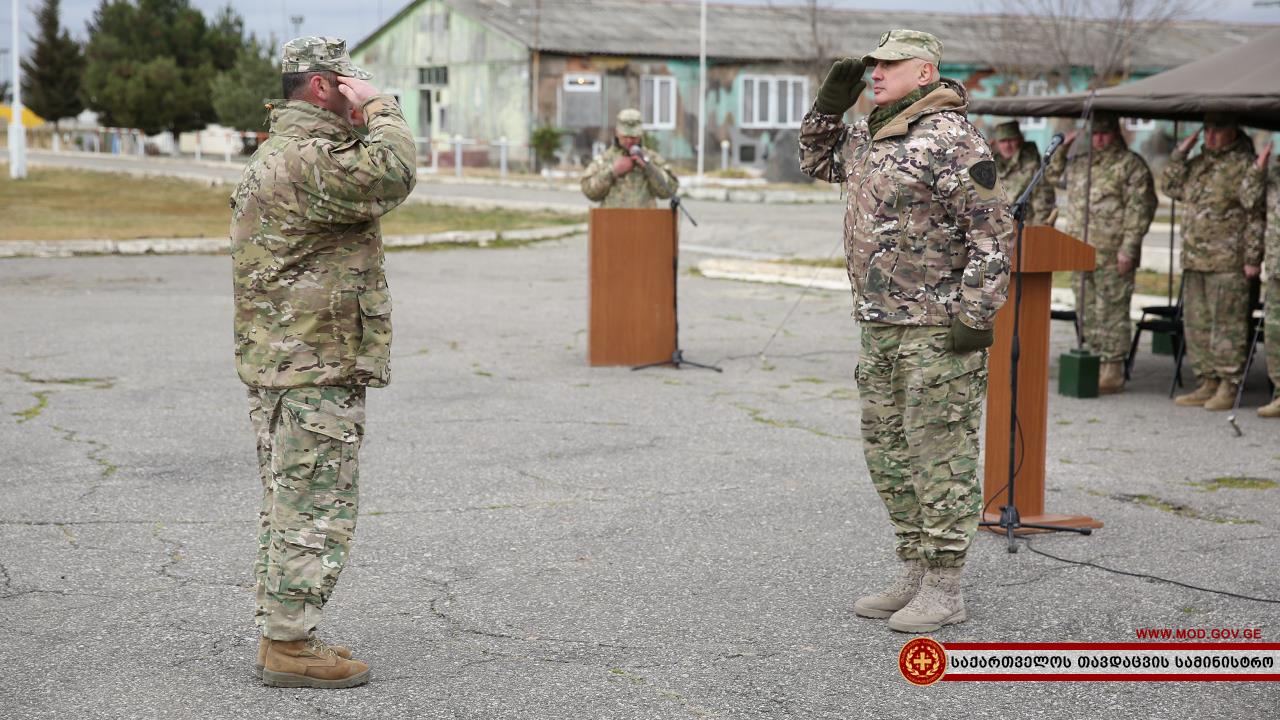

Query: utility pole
<box><xmin>9</xmin><ymin>0</ymin><xmax>27</xmax><ymax>179</ymax></box>
<box><xmin>696</xmin><ymin>0</ymin><xmax>706</xmax><ymax>183</ymax></box>
<box><xmin>290</xmin><ymin>15</ymin><xmax>304</xmax><ymax>38</ymax></box>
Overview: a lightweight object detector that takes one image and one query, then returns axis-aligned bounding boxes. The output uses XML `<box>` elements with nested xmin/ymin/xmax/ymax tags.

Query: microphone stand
<box><xmin>631</xmin><ymin>149</ymin><xmax>721</xmax><ymax>372</ymax></box>
<box><xmin>979</xmin><ymin>135</ymin><xmax>1092</xmax><ymax>553</ymax></box>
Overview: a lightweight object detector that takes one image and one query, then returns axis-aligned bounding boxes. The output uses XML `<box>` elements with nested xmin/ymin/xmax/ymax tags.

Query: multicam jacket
<box><xmin>581</xmin><ymin>143</ymin><xmax>679</xmax><ymax>208</ymax></box>
<box><xmin>230</xmin><ymin>96</ymin><xmax>417</xmax><ymax>389</ymax></box>
<box><xmin>1241</xmin><ymin>164</ymin><xmax>1279</xmax><ymax>278</ymax></box>
<box><xmin>1162</xmin><ymin>135</ymin><xmax>1264</xmax><ymax>272</ymax></box>
<box><xmin>995</xmin><ymin>140</ymin><xmax>1056</xmax><ymax>226</ymax></box>
<box><xmin>798</xmin><ymin>78</ymin><xmax>1012</xmax><ymax>330</ymax></box>
<box><xmin>1045</xmin><ymin>138</ymin><xmax>1157</xmax><ymax>260</ymax></box>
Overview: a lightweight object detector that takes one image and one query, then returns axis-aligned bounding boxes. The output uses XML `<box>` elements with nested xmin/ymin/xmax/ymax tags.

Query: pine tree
<box><xmin>210</xmin><ymin>36</ymin><xmax>279</xmax><ymax>134</ymax></box>
<box><xmin>20</xmin><ymin>0</ymin><xmax>86</xmax><ymax>129</ymax></box>
<box><xmin>81</xmin><ymin>0</ymin><xmax>247</xmax><ymax>139</ymax></box>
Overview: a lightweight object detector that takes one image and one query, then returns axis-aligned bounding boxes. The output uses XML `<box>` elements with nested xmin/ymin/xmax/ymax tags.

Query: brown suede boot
<box><xmin>1202</xmin><ymin>380</ymin><xmax>1239</xmax><ymax>412</ymax></box>
<box><xmin>255</xmin><ymin>636</ymin><xmax>353</xmax><ymax>678</ymax></box>
<box><xmin>1258</xmin><ymin>396</ymin><xmax>1280</xmax><ymax>418</ymax></box>
<box><xmin>1098</xmin><ymin>361</ymin><xmax>1125</xmax><ymax>395</ymax></box>
<box><xmin>1174</xmin><ymin>378</ymin><xmax>1219</xmax><ymax>407</ymax></box>
<box><xmin>261</xmin><ymin>638</ymin><xmax>370</xmax><ymax>688</ymax></box>
<box><xmin>854</xmin><ymin>559</ymin><xmax>926</xmax><ymax>619</ymax></box>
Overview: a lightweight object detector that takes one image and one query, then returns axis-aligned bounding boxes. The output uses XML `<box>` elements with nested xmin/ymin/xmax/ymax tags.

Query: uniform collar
<box><xmin>868</xmin><ymin>77</ymin><xmax>969</xmax><ymax>142</ymax></box>
<box><xmin>267</xmin><ymin>99</ymin><xmax>355</xmax><ymax>142</ymax></box>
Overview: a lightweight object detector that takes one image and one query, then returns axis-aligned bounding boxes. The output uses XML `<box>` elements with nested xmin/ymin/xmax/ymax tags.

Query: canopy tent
<box><xmin>968</xmin><ymin>28</ymin><xmax>1280</xmax><ymax>130</ymax></box>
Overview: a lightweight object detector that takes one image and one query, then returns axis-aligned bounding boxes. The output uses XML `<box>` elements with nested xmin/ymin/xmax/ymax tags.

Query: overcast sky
<box><xmin>3</xmin><ymin>0</ymin><xmax>1279</xmax><ymax>83</ymax></box>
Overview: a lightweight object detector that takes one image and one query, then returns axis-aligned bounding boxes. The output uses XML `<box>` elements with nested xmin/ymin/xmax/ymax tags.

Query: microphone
<box><xmin>1043</xmin><ymin>133</ymin><xmax>1065</xmax><ymax>161</ymax></box>
<box><xmin>629</xmin><ymin>145</ymin><xmax>647</xmax><ymax>163</ymax></box>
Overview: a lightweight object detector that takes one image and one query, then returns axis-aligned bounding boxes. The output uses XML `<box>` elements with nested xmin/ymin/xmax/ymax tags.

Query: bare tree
<box><xmin>979</xmin><ymin>0</ymin><xmax>1206</xmax><ymax>90</ymax></box>
<box><xmin>769</xmin><ymin>0</ymin><xmax>840</xmax><ymax>88</ymax></box>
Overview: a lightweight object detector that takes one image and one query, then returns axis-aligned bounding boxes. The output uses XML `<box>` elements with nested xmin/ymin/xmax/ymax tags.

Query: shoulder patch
<box><xmin>969</xmin><ymin>160</ymin><xmax>997</xmax><ymax>190</ymax></box>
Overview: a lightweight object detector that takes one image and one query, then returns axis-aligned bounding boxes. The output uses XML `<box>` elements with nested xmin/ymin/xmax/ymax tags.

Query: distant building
<box><xmin>351</xmin><ymin>0</ymin><xmax>1273</xmax><ymax>171</ymax></box>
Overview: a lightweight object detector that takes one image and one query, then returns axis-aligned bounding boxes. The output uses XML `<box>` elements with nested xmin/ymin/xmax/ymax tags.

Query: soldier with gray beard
<box><xmin>1046</xmin><ymin>112</ymin><xmax>1157</xmax><ymax>394</ymax></box>
<box><xmin>991</xmin><ymin>120</ymin><xmax>1056</xmax><ymax>226</ymax></box>
<box><xmin>799</xmin><ymin>30</ymin><xmax>1012</xmax><ymax>633</ymax></box>
<box><xmin>231</xmin><ymin>36</ymin><xmax>416</xmax><ymax>688</ymax></box>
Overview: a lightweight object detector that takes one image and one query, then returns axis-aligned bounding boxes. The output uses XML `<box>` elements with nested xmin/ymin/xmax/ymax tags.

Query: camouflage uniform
<box><xmin>1162</xmin><ymin>133</ymin><xmax>1264</xmax><ymax>384</ymax></box>
<box><xmin>800</xmin><ymin>74</ymin><xmax>1012</xmax><ymax>568</ymax></box>
<box><xmin>581</xmin><ymin>109</ymin><xmax>679</xmax><ymax>208</ymax></box>
<box><xmin>1241</xmin><ymin>163</ymin><xmax>1280</xmax><ymax>398</ymax></box>
<box><xmin>992</xmin><ymin>125</ymin><xmax>1056</xmax><ymax>226</ymax></box>
<box><xmin>231</xmin><ymin>37</ymin><xmax>416</xmax><ymax>642</ymax></box>
<box><xmin>1046</xmin><ymin>132</ymin><xmax>1157</xmax><ymax>362</ymax></box>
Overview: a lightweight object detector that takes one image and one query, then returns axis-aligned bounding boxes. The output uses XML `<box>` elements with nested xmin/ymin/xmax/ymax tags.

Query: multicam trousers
<box><xmin>855</xmin><ymin>324</ymin><xmax>988</xmax><ymax>568</ymax></box>
<box><xmin>247</xmin><ymin>385</ymin><xmax>365</xmax><ymax>641</ymax></box>
<box><xmin>1182</xmin><ymin>270</ymin><xmax>1249</xmax><ymax>383</ymax></box>
<box><xmin>1267</xmin><ymin>277</ymin><xmax>1280</xmax><ymax>400</ymax></box>
<box><xmin>1073</xmin><ymin>249</ymin><xmax>1135</xmax><ymax>363</ymax></box>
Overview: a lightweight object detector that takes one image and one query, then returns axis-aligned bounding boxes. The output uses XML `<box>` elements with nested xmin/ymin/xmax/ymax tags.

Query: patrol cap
<box><xmin>862</xmin><ymin>29</ymin><xmax>942</xmax><ymax>67</ymax></box>
<box><xmin>1091</xmin><ymin>112</ymin><xmax>1120</xmax><ymax>133</ymax></box>
<box><xmin>1204</xmin><ymin>112</ymin><xmax>1238</xmax><ymax>129</ymax></box>
<box><xmin>616</xmin><ymin>108</ymin><xmax>643</xmax><ymax>136</ymax></box>
<box><xmin>993</xmin><ymin>120</ymin><xmax>1023</xmax><ymax>141</ymax></box>
<box><xmin>281</xmin><ymin>36</ymin><xmax>372</xmax><ymax>80</ymax></box>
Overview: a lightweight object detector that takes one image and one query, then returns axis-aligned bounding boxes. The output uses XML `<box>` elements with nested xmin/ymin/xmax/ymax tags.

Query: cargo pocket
<box><xmin>267</xmin><ymin>528</ymin><xmax>328</xmax><ymax>595</ymax></box>
<box><xmin>355</xmin><ymin>287</ymin><xmax>393</xmax><ymax>387</ymax></box>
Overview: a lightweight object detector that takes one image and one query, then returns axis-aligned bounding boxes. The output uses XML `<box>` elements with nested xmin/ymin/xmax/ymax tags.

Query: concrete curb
<box><xmin>0</xmin><ymin>224</ymin><xmax>588</xmax><ymax>259</ymax></box>
<box><xmin>696</xmin><ymin>257</ymin><xmax>1170</xmax><ymax>318</ymax></box>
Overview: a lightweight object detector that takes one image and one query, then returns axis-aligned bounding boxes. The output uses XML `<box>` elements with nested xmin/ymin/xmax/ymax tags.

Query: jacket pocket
<box><xmin>354</xmin><ymin>287</ymin><xmax>393</xmax><ymax>387</ymax></box>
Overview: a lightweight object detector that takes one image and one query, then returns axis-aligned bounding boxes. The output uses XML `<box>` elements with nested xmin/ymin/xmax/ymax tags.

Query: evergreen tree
<box><xmin>20</xmin><ymin>0</ymin><xmax>86</xmax><ymax>128</ymax></box>
<box><xmin>81</xmin><ymin>0</ymin><xmax>246</xmax><ymax>139</ymax></box>
<box><xmin>210</xmin><ymin>36</ymin><xmax>278</xmax><ymax>133</ymax></box>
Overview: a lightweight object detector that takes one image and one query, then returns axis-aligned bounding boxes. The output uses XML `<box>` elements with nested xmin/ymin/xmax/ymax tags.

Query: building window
<box><xmin>419</xmin><ymin>66</ymin><xmax>448</xmax><ymax>86</ymax></box>
<box><xmin>1017</xmin><ymin>79</ymin><xmax>1048</xmax><ymax>131</ymax></box>
<box><xmin>563</xmin><ymin>73</ymin><xmax>601</xmax><ymax>92</ymax></box>
<box><xmin>1123</xmin><ymin>117</ymin><xmax>1156</xmax><ymax>132</ymax></box>
<box><xmin>641</xmin><ymin>75</ymin><xmax>677</xmax><ymax>129</ymax></box>
<box><xmin>741</xmin><ymin>75</ymin><xmax>808</xmax><ymax>129</ymax></box>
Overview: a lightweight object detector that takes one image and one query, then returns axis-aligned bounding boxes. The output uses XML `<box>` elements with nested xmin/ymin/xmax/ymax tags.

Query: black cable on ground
<box><xmin>1020</xmin><ymin>536</ymin><xmax>1280</xmax><ymax>605</ymax></box>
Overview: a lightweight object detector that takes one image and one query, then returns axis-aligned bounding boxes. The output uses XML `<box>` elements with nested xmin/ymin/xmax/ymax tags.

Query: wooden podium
<box><xmin>588</xmin><ymin>208</ymin><xmax>677</xmax><ymax>366</ymax></box>
<box><xmin>982</xmin><ymin>225</ymin><xmax>1104</xmax><ymax>533</ymax></box>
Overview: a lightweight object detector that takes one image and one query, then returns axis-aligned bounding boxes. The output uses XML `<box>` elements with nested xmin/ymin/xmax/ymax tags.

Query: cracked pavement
<box><xmin>1</xmin><ymin>238</ymin><xmax>1278</xmax><ymax>719</ymax></box>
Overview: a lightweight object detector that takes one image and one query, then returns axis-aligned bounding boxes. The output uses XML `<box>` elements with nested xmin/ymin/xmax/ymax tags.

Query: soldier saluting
<box><xmin>230</xmin><ymin>37</ymin><xmax>416</xmax><ymax>688</ymax></box>
<box><xmin>800</xmin><ymin>30</ymin><xmax>1012</xmax><ymax>633</ymax></box>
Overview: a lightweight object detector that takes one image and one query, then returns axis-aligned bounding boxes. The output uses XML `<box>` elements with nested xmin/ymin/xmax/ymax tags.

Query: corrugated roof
<box><xmin>420</xmin><ymin>0</ymin><xmax>1274</xmax><ymax>70</ymax></box>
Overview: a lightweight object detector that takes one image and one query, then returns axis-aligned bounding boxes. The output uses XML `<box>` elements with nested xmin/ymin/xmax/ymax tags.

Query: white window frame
<box><xmin>1018</xmin><ymin>79</ymin><xmax>1048</xmax><ymax>131</ymax></box>
<box><xmin>1123</xmin><ymin>117</ymin><xmax>1156</xmax><ymax>132</ymax></box>
<box><xmin>740</xmin><ymin>75</ymin><xmax>808</xmax><ymax>129</ymax></box>
<box><xmin>563</xmin><ymin>73</ymin><xmax>601</xmax><ymax>93</ymax></box>
<box><xmin>641</xmin><ymin>75</ymin><xmax>677</xmax><ymax>129</ymax></box>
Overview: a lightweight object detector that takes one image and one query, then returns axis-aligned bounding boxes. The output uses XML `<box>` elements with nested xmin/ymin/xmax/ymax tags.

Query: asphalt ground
<box><xmin>1</xmin><ymin>237</ymin><xmax>1277</xmax><ymax>719</ymax></box>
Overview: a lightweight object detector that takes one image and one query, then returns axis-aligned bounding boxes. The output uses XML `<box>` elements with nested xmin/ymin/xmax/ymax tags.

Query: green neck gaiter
<box><xmin>867</xmin><ymin>81</ymin><xmax>941</xmax><ymax>138</ymax></box>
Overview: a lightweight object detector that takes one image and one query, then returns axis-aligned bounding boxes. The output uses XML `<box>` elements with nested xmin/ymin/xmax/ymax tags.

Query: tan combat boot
<box><xmin>1098</xmin><ymin>361</ymin><xmax>1125</xmax><ymax>395</ymax></box>
<box><xmin>1202</xmin><ymin>380</ymin><xmax>1239</xmax><ymax>412</ymax></box>
<box><xmin>261</xmin><ymin>637</ymin><xmax>370</xmax><ymax>688</ymax></box>
<box><xmin>255</xmin><ymin>636</ymin><xmax>353</xmax><ymax>678</ymax></box>
<box><xmin>887</xmin><ymin>566</ymin><xmax>966</xmax><ymax>633</ymax></box>
<box><xmin>1258</xmin><ymin>396</ymin><xmax>1280</xmax><ymax>418</ymax></box>
<box><xmin>854</xmin><ymin>559</ymin><xmax>926</xmax><ymax>619</ymax></box>
<box><xmin>1174</xmin><ymin>378</ymin><xmax>1219</xmax><ymax>407</ymax></box>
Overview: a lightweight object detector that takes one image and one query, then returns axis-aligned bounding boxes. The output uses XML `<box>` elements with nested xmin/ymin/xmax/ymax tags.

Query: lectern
<box><xmin>983</xmin><ymin>225</ymin><xmax>1103</xmax><ymax>532</ymax></box>
<box><xmin>588</xmin><ymin>208</ymin><xmax>677</xmax><ymax>366</ymax></box>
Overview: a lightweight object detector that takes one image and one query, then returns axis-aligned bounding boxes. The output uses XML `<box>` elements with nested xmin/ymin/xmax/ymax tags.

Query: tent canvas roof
<box><xmin>968</xmin><ymin>28</ymin><xmax>1280</xmax><ymax>130</ymax></box>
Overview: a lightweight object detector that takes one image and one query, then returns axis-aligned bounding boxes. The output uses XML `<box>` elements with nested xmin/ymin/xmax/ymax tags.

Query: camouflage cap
<box><xmin>862</xmin><ymin>29</ymin><xmax>942</xmax><ymax>66</ymax></box>
<box><xmin>1204</xmin><ymin>112</ymin><xmax>1238</xmax><ymax>129</ymax></box>
<box><xmin>616</xmin><ymin>108</ymin><xmax>643</xmax><ymax>136</ymax></box>
<box><xmin>1091</xmin><ymin>112</ymin><xmax>1120</xmax><ymax>133</ymax></box>
<box><xmin>281</xmin><ymin>36</ymin><xmax>372</xmax><ymax>80</ymax></box>
<box><xmin>993</xmin><ymin>120</ymin><xmax>1023</xmax><ymax>141</ymax></box>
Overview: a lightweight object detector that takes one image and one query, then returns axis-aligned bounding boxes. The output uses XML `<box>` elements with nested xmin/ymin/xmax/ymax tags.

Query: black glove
<box><xmin>815</xmin><ymin>58</ymin><xmax>866</xmax><ymax>116</ymax></box>
<box><xmin>946</xmin><ymin>318</ymin><xmax>994</xmax><ymax>353</ymax></box>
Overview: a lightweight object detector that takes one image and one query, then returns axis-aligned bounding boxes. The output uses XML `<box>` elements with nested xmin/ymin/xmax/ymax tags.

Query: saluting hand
<box><xmin>1177</xmin><ymin>129</ymin><xmax>1201</xmax><ymax>155</ymax></box>
<box><xmin>815</xmin><ymin>58</ymin><xmax>867</xmax><ymax>116</ymax></box>
<box><xmin>1257</xmin><ymin>141</ymin><xmax>1274</xmax><ymax>170</ymax></box>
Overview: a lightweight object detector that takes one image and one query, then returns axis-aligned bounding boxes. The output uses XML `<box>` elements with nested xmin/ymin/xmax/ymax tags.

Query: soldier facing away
<box><xmin>230</xmin><ymin>36</ymin><xmax>416</xmax><ymax>688</ymax></box>
<box><xmin>799</xmin><ymin>30</ymin><xmax>1012</xmax><ymax>633</ymax></box>
<box><xmin>1045</xmin><ymin>112</ymin><xmax>1157</xmax><ymax>394</ymax></box>
<box><xmin>1241</xmin><ymin>140</ymin><xmax>1279</xmax><ymax>417</ymax></box>
<box><xmin>1162</xmin><ymin>114</ymin><xmax>1264</xmax><ymax>411</ymax></box>
<box><xmin>991</xmin><ymin>120</ymin><xmax>1056</xmax><ymax>226</ymax></box>
<box><xmin>581</xmin><ymin>108</ymin><xmax>679</xmax><ymax>208</ymax></box>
